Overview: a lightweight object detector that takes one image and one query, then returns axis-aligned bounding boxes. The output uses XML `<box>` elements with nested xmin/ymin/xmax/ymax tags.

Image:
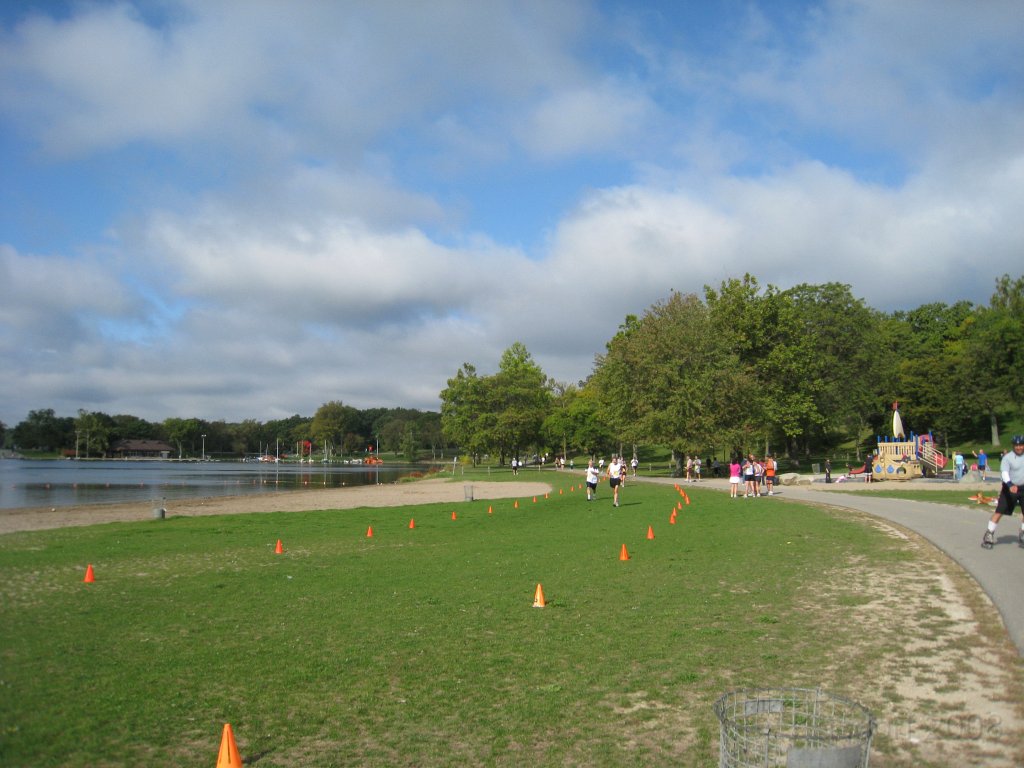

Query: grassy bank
<box><xmin>0</xmin><ymin>474</ymin><xmax>1015</xmax><ymax>766</ymax></box>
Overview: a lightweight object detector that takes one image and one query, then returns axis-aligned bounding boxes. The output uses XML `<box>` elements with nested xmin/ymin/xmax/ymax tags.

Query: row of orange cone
<box><xmin>90</xmin><ymin>483</ymin><xmax>696</xmax><ymax>767</ymax></box>
<box><xmin>82</xmin><ymin>495</ymin><xmax>691</xmax><ymax>583</ymax></box>
<box><xmin>226</xmin><ymin>485</ymin><xmax>680</xmax><ymax>758</ymax></box>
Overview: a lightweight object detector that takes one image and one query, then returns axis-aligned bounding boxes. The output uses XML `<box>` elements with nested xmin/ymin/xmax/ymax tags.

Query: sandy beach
<box><xmin>0</xmin><ymin>469</ymin><xmax>999</xmax><ymax>536</ymax></box>
<box><xmin>0</xmin><ymin>477</ymin><xmax>552</xmax><ymax>535</ymax></box>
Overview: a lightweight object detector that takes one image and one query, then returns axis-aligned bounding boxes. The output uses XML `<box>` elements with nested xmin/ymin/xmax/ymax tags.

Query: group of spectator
<box><xmin>728</xmin><ymin>454</ymin><xmax>778</xmax><ymax>498</ymax></box>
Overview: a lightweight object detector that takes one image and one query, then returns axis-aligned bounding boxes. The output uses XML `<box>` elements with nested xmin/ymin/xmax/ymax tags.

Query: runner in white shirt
<box><xmin>585</xmin><ymin>460</ymin><xmax>600</xmax><ymax>501</ymax></box>
<box><xmin>607</xmin><ymin>455</ymin><xmax>624</xmax><ymax>507</ymax></box>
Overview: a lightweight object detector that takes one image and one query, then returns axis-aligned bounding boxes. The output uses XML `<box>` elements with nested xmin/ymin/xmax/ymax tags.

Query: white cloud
<box><xmin>1</xmin><ymin>0</ymin><xmax>1023</xmax><ymax>428</ymax></box>
<box><xmin>517</xmin><ymin>81</ymin><xmax>654</xmax><ymax>158</ymax></box>
<box><xmin>0</xmin><ymin>0</ymin><xmax>594</xmax><ymax>161</ymax></box>
<box><xmin>0</xmin><ymin>244</ymin><xmax>135</xmax><ymax>342</ymax></box>
<box><xmin>739</xmin><ymin>0</ymin><xmax>1024</xmax><ymax>156</ymax></box>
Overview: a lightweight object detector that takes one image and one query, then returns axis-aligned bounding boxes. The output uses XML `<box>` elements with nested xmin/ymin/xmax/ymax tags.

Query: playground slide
<box><xmin>917</xmin><ymin>435</ymin><xmax>947</xmax><ymax>467</ymax></box>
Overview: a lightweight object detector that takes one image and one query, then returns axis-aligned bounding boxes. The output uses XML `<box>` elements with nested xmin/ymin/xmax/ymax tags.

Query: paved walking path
<box><xmin>645</xmin><ymin>476</ymin><xmax>1024</xmax><ymax>656</ymax></box>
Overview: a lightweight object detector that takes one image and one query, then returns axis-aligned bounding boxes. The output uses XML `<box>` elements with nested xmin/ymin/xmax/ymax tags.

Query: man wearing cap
<box><xmin>982</xmin><ymin>435</ymin><xmax>1024</xmax><ymax>549</ymax></box>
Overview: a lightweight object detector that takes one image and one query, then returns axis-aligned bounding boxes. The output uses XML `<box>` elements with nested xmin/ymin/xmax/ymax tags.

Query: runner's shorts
<box><xmin>995</xmin><ymin>485</ymin><xmax>1024</xmax><ymax>516</ymax></box>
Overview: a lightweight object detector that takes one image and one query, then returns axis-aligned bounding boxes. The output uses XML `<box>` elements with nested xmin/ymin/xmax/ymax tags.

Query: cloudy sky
<box><xmin>1</xmin><ymin>0</ymin><xmax>1022</xmax><ymax>426</ymax></box>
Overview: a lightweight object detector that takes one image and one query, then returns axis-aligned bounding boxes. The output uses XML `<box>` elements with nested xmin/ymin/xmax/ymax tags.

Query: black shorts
<box><xmin>586</xmin><ymin>480</ymin><xmax>597</xmax><ymax>489</ymax></box>
<box><xmin>609</xmin><ymin>477</ymin><xmax>621</xmax><ymax>488</ymax></box>
<box><xmin>996</xmin><ymin>486</ymin><xmax>1024</xmax><ymax>516</ymax></box>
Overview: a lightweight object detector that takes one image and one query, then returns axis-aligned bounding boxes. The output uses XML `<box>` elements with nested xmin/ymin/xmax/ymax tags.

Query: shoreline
<box><xmin>0</xmin><ymin>471</ymin><xmax>1000</xmax><ymax>535</ymax></box>
<box><xmin>0</xmin><ymin>477</ymin><xmax>553</xmax><ymax>535</ymax></box>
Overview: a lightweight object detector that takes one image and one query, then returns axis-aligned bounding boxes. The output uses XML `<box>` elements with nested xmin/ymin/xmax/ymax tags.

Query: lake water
<box><xmin>0</xmin><ymin>459</ymin><xmax>413</xmax><ymax>510</ymax></box>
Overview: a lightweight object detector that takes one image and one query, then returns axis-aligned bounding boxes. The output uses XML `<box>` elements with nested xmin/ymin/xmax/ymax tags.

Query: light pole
<box><xmin>201</xmin><ymin>434</ymin><xmax>206</xmax><ymax>462</ymax></box>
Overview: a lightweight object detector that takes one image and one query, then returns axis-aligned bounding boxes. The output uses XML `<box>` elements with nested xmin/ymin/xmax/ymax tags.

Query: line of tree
<box><xmin>2</xmin><ymin>402</ymin><xmax>445</xmax><ymax>461</ymax></box>
<box><xmin>441</xmin><ymin>274</ymin><xmax>1023</xmax><ymax>466</ymax></box>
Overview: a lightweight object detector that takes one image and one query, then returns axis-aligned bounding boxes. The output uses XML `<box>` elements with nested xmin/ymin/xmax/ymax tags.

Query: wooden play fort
<box><xmin>866</xmin><ymin>432</ymin><xmax>947</xmax><ymax>481</ymax></box>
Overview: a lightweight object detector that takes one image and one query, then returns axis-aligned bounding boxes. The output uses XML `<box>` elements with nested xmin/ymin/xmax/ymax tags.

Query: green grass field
<box><xmin>0</xmin><ymin>475</ymin><xmax>949</xmax><ymax>766</ymax></box>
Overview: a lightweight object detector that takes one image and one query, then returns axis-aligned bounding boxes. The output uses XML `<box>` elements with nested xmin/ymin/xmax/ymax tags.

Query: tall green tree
<box><xmin>590</xmin><ymin>292</ymin><xmax>751</xmax><ymax>461</ymax></box>
<box><xmin>960</xmin><ymin>274</ymin><xmax>1024</xmax><ymax>445</ymax></box>
<box><xmin>75</xmin><ymin>410</ymin><xmax>111</xmax><ymax>457</ymax></box>
<box><xmin>162</xmin><ymin>417</ymin><xmax>203</xmax><ymax>459</ymax></box>
<box><xmin>108</xmin><ymin>414</ymin><xmax>159</xmax><ymax>442</ymax></box>
<box><xmin>440</xmin><ymin>364</ymin><xmax>490</xmax><ymax>464</ymax></box>
<box><xmin>310</xmin><ymin>401</ymin><xmax>354</xmax><ymax>458</ymax></box>
<box><xmin>762</xmin><ymin>283</ymin><xmax>881</xmax><ymax>456</ymax></box>
<box><xmin>886</xmin><ymin>300</ymin><xmax>977</xmax><ymax>444</ymax></box>
<box><xmin>12</xmin><ymin>409</ymin><xmax>73</xmax><ymax>452</ymax></box>
<box><xmin>440</xmin><ymin>344</ymin><xmax>553</xmax><ymax>464</ymax></box>
<box><xmin>542</xmin><ymin>384</ymin><xmax>614</xmax><ymax>460</ymax></box>
<box><xmin>491</xmin><ymin>342</ymin><xmax>552</xmax><ymax>461</ymax></box>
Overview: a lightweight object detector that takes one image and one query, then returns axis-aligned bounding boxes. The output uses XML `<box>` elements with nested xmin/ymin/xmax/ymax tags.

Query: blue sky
<box><xmin>1</xmin><ymin>0</ymin><xmax>1023</xmax><ymax>426</ymax></box>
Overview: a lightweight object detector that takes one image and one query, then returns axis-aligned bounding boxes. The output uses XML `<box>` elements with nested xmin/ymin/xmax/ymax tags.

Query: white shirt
<box><xmin>1001</xmin><ymin>449</ymin><xmax>1024</xmax><ymax>486</ymax></box>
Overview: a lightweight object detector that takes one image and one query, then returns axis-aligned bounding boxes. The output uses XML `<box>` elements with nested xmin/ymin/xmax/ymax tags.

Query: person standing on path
<box><xmin>742</xmin><ymin>457</ymin><xmax>755</xmax><ymax>497</ymax></box>
<box><xmin>729</xmin><ymin>457</ymin><xmax>742</xmax><ymax>498</ymax></box>
<box><xmin>974</xmin><ymin>448</ymin><xmax>988</xmax><ymax>481</ymax></box>
<box><xmin>608</xmin><ymin>454</ymin><xmax>624</xmax><ymax>507</ymax></box>
<box><xmin>982</xmin><ymin>435</ymin><xmax>1024</xmax><ymax>549</ymax></box>
<box><xmin>764</xmin><ymin>455</ymin><xmax>777</xmax><ymax>495</ymax></box>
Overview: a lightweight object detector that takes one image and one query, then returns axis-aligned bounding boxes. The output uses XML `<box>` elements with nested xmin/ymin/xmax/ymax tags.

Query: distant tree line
<box><xmin>441</xmin><ymin>274</ymin><xmax>1024</xmax><ymax>465</ymax></box>
<box><xmin>6</xmin><ymin>274</ymin><xmax>1020</xmax><ymax>465</ymax></box>
<box><xmin>3</xmin><ymin>402</ymin><xmax>444</xmax><ymax>461</ymax></box>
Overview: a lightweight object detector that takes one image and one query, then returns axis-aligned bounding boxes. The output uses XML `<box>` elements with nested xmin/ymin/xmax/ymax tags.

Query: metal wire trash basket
<box><xmin>714</xmin><ymin>688</ymin><xmax>875</xmax><ymax>768</ymax></box>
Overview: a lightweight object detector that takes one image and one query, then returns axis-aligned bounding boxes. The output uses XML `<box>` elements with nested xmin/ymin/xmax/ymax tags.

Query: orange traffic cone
<box><xmin>83</xmin><ymin>564</ymin><xmax>95</xmax><ymax>583</ymax></box>
<box><xmin>646</xmin><ymin>525</ymin><xmax>655</xmax><ymax>540</ymax></box>
<box><xmin>451</xmin><ymin>511</ymin><xmax>457</xmax><ymax>520</ymax></box>
<box><xmin>274</xmin><ymin>539</ymin><xmax>283</xmax><ymax>554</ymax></box>
<box><xmin>533</xmin><ymin>496</ymin><xmax>537</xmax><ymax>503</ymax></box>
<box><xmin>533</xmin><ymin>583</ymin><xmax>546</xmax><ymax>608</ymax></box>
<box><xmin>684</xmin><ymin>495</ymin><xmax>690</xmax><ymax>506</ymax></box>
<box><xmin>488</xmin><ymin>505</ymin><xmax>493</xmax><ymax>514</ymax></box>
<box><xmin>408</xmin><ymin>519</ymin><xmax>415</xmax><ymax>529</ymax></box>
<box><xmin>670</xmin><ymin>511</ymin><xmax>677</xmax><ymax>524</ymax></box>
<box><xmin>559</xmin><ymin>488</ymin><xmax>563</xmax><ymax>495</ymax></box>
<box><xmin>619</xmin><ymin>544</ymin><xmax>630</xmax><ymax>561</ymax></box>
<box><xmin>216</xmin><ymin>722</ymin><xmax>243</xmax><ymax>768</ymax></box>
<box><xmin>514</xmin><ymin>500</ymin><xmax>519</xmax><ymax>509</ymax></box>
<box><xmin>544</xmin><ymin>493</ymin><xmax>549</xmax><ymax>499</ymax></box>
<box><xmin>677</xmin><ymin>501</ymin><xmax>682</xmax><ymax>510</ymax></box>
<box><xmin>366</xmin><ymin>526</ymin><xmax>374</xmax><ymax>538</ymax></box>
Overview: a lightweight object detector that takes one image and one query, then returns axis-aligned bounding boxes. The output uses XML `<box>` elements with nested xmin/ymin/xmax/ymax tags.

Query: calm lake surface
<box><xmin>0</xmin><ymin>459</ymin><xmax>413</xmax><ymax>510</ymax></box>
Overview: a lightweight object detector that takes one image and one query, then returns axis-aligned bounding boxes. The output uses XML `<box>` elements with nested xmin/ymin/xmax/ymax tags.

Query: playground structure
<box><xmin>848</xmin><ymin>402</ymin><xmax>949</xmax><ymax>482</ymax></box>
<box><xmin>866</xmin><ymin>432</ymin><xmax>947</xmax><ymax>481</ymax></box>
